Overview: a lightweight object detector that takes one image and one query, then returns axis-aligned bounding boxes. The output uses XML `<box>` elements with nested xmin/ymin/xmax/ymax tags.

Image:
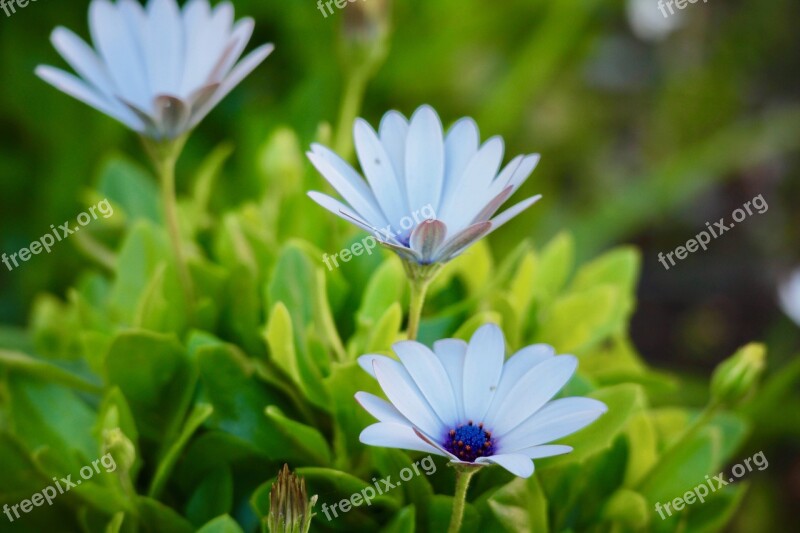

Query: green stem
<box><xmin>153</xmin><ymin>144</ymin><xmax>194</xmax><ymax>319</ymax></box>
<box><xmin>333</xmin><ymin>69</ymin><xmax>368</xmax><ymax>160</ymax></box>
<box><xmin>448</xmin><ymin>466</ymin><xmax>477</xmax><ymax>533</ymax></box>
<box><xmin>407</xmin><ymin>278</ymin><xmax>431</xmax><ymax>341</ymax></box>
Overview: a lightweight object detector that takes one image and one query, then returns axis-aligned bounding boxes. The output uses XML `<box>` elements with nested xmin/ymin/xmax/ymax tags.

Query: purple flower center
<box><xmin>443</xmin><ymin>421</ymin><xmax>494</xmax><ymax>462</ymax></box>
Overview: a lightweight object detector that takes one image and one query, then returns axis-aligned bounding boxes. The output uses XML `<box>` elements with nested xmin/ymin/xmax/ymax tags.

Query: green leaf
<box><xmin>105</xmin><ymin>330</ymin><xmax>195</xmax><ymax>443</ymax></box>
<box><xmin>356</xmin><ymin>256</ymin><xmax>405</xmax><ymax>330</ymax></box>
<box><xmin>486</xmin><ymin>476</ymin><xmax>549</xmax><ymax>532</ymax></box>
<box><xmin>381</xmin><ymin>505</ymin><xmax>416</xmax><ymax>533</ymax></box>
<box><xmin>186</xmin><ymin>467</ymin><xmax>234</xmax><ymax>527</ymax></box>
<box><xmin>533</xmin><ymin>232</ymin><xmax>574</xmax><ymax>304</ymax></box>
<box><xmin>536</xmin><ymin>286</ymin><xmax>621</xmax><ymax>353</ymax></box>
<box><xmin>148</xmin><ymin>403</ymin><xmax>214</xmax><ymax>498</ymax></box>
<box><xmin>137</xmin><ymin>496</ymin><xmax>194</xmax><ymax>533</ymax></box>
<box><xmin>570</xmin><ymin>247</ymin><xmax>640</xmax><ymax>295</ymax></box>
<box><xmin>264</xmin><ymin>405</ymin><xmax>333</xmax><ymax>465</ymax></box>
<box><xmin>0</xmin><ymin>349</ymin><xmax>102</xmax><ymax>393</ymax></box>
<box><xmin>365</xmin><ymin>302</ymin><xmax>403</xmax><ymax>353</ymax></box>
<box><xmin>547</xmin><ymin>383</ymin><xmax>645</xmax><ymax>467</ymax></box>
<box><xmin>196</xmin><ymin>344</ymin><xmax>293</xmax><ymax>460</ymax></box>
<box><xmin>97</xmin><ymin>157</ymin><xmax>161</xmax><ymax>224</ymax></box>
<box><xmin>196</xmin><ymin>515</ymin><xmax>244</xmax><ymax>533</ymax></box>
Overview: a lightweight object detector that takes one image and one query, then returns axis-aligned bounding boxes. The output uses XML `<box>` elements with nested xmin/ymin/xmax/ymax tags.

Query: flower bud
<box><xmin>711</xmin><ymin>343</ymin><xmax>766</xmax><ymax>405</ymax></box>
<box><xmin>102</xmin><ymin>427</ymin><xmax>136</xmax><ymax>474</ymax></box>
<box><xmin>268</xmin><ymin>464</ymin><xmax>317</xmax><ymax>533</ymax></box>
<box><xmin>603</xmin><ymin>489</ymin><xmax>649</xmax><ymax>529</ymax></box>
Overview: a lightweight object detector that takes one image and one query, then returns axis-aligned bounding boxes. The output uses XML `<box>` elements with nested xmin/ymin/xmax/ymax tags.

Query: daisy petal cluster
<box><xmin>355</xmin><ymin>324</ymin><xmax>607</xmax><ymax>478</ymax></box>
<box><xmin>308</xmin><ymin>105</ymin><xmax>542</xmax><ymax>266</ymax></box>
<box><xmin>36</xmin><ymin>0</ymin><xmax>273</xmax><ymax>140</ymax></box>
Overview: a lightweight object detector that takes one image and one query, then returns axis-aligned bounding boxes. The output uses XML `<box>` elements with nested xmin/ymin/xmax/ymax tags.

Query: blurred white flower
<box><xmin>307</xmin><ymin>105</ymin><xmax>542</xmax><ymax>266</ymax></box>
<box><xmin>36</xmin><ymin>0</ymin><xmax>273</xmax><ymax>139</ymax></box>
<box><xmin>355</xmin><ymin>324</ymin><xmax>607</xmax><ymax>478</ymax></box>
<box><xmin>779</xmin><ymin>268</ymin><xmax>800</xmax><ymax>327</ymax></box>
<box><xmin>627</xmin><ymin>0</ymin><xmax>684</xmax><ymax>42</ymax></box>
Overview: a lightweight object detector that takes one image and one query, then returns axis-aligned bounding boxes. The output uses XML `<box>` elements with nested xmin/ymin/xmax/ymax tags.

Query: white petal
<box><xmin>373</xmin><ymin>359</ymin><xmax>445</xmax><ymax>437</ymax></box>
<box><xmin>307</xmin><ymin>191</ymin><xmax>384</xmax><ymax>238</ymax></box>
<box><xmin>307</xmin><ymin>145</ymin><xmax>390</xmax><ymax>229</ymax></box>
<box><xmin>475</xmin><ymin>453</ymin><xmax>534</xmax><ymax>478</ymax></box>
<box><xmin>405</xmin><ymin>105</ymin><xmax>445</xmax><ymax>214</ymax></box>
<box><xmin>35</xmin><ymin>66</ymin><xmax>143</xmax><ymax>131</ymax></box>
<box><xmin>485</xmin><ymin>195</ymin><xmax>542</xmax><ymax>236</ymax></box>
<box><xmin>488</xmin><ymin>355</ymin><xmax>578</xmax><ymax>436</ymax></box>
<box><xmin>188</xmin><ymin>43</ymin><xmax>273</xmax><ymax>129</ymax></box>
<box><xmin>498</xmin><ymin>397</ymin><xmax>607</xmax><ymax>453</ymax></box>
<box><xmin>89</xmin><ymin>0</ymin><xmax>150</xmax><ymax>109</ymax></box>
<box><xmin>379</xmin><ymin>110</ymin><xmax>409</xmax><ymax>187</ymax></box>
<box><xmin>392</xmin><ymin>341</ymin><xmax>459</xmax><ymax>427</ymax></box>
<box><xmin>441</xmin><ymin>117</ymin><xmax>479</xmax><ymax>209</ymax></box>
<box><xmin>433</xmin><ymin>339</ymin><xmax>467</xmax><ymax>421</ymax></box>
<box><xmin>482</xmin><ymin>344</ymin><xmax>555</xmax><ymax>428</ymax></box>
<box><xmin>355</xmin><ymin>392</ymin><xmax>409</xmax><ymax>425</ymax></box>
<box><xmin>513</xmin><ymin>444</ymin><xmax>573</xmax><ymax>459</ymax></box>
<box><xmin>360</xmin><ymin>423</ymin><xmax>445</xmax><ymax>456</ymax></box>
<box><xmin>179</xmin><ymin>0</ymin><xmax>216</xmax><ymax>94</ymax></box>
<box><xmin>357</xmin><ymin>354</ymin><xmax>395</xmax><ymax>379</ymax></box>
<box><xmin>211</xmin><ymin>18</ymin><xmax>255</xmax><ymax>81</ymax></box>
<box><xmin>779</xmin><ymin>269</ymin><xmax>800</xmax><ymax>327</ymax></box>
<box><xmin>462</xmin><ymin>324</ymin><xmax>505</xmax><ymax>423</ymax></box>
<box><xmin>50</xmin><ymin>27</ymin><xmax>115</xmax><ymax>95</ymax></box>
<box><xmin>354</xmin><ymin>118</ymin><xmax>408</xmax><ymax>227</ymax></box>
<box><xmin>439</xmin><ymin>136</ymin><xmax>504</xmax><ymax>232</ymax></box>
<box><xmin>143</xmin><ymin>0</ymin><xmax>185</xmax><ymax>95</ymax></box>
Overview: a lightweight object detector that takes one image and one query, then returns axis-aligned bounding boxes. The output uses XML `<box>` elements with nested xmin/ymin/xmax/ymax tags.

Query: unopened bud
<box><xmin>268</xmin><ymin>464</ymin><xmax>317</xmax><ymax>533</ymax></box>
<box><xmin>711</xmin><ymin>343</ymin><xmax>766</xmax><ymax>405</ymax></box>
<box><xmin>102</xmin><ymin>427</ymin><xmax>136</xmax><ymax>474</ymax></box>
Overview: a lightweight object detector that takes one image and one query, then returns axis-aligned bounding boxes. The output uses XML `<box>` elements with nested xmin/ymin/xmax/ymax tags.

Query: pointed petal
<box><xmin>441</xmin><ymin>117</ymin><xmax>480</xmax><ymax>208</ymax></box>
<box><xmin>307</xmin><ymin>191</ymin><xmax>379</xmax><ymax>236</ymax></box>
<box><xmin>482</xmin><ymin>344</ymin><xmax>556</xmax><ymax>428</ymax></box>
<box><xmin>144</xmin><ymin>0</ymin><xmax>185</xmax><ymax>94</ymax></box>
<box><xmin>360</xmin><ymin>423</ymin><xmax>445</xmax><ymax>456</ymax></box>
<box><xmin>462</xmin><ymin>324</ymin><xmax>505</xmax><ymax>423</ymax></box>
<box><xmin>475</xmin><ymin>453</ymin><xmax>534</xmax><ymax>478</ymax></box>
<box><xmin>89</xmin><ymin>0</ymin><xmax>150</xmax><ymax>109</ymax></box>
<box><xmin>514</xmin><ymin>444</ymin><xmax>573</xmax><ymax>459</ymax></box>
<box><xmin>439</xmin><ymin>136</ymin><xmax>504</xmax><ymax>231</ymax></box>
<box><xmin>50</xmin><ymin>27</ymin><xmax>115</xmax><ymax>95</ymax></box>
<box><xmin>392</xmin><ymin>340</ymin><xmax>459</xmax><ymax>426</ymax></box>
<box><xmin>432</xmin><ymin>221</ymin><xmax>491</xmax><ymax>263</ymax></box>
<box><xmin>405</xmin><ymin>105</ymin><xmax>445</xmax><ymax>213</ymax></box>
<box><xmin>354</xmin><ymin>118</ymin><xmax>408</xmax><ymax>226</ymax></box>
<box><xmin>433</xmin><ymin>339</ymin><xmax>468</xmax><ymax>422</ymax></box>
<box><xmin>472</xmin><ymin>185</ymin><xmax>514</xmax><ymax>224</ymax></box>
<box><xmin>485</xmin><ymin>195</ymin><xmax>542</xmax><ymax>236</ymax></box>
<box><xmin>412</xmin><ymin>427</ymin><xmax>460</xmax><ymax>461</ymax></box>
<box><xmin>499</xmin><ymin>397</ymin><xmax>607</xmax><ymax>453</ymax></box>
<box><xmin>307</xmin><ymin>145</ymin><xmax>389</xmax><ymax>229</ymax></box>
<box><xmin>355</xmin><ymin>392</ymin><xmax>409</xmax><ymax>425</ymax></box>
<box><xmin>488</xmin><ymin>355</ymin><xmax>578</xmax><ymax>436</ymax></box>
<box><xmin>357</xmin><ymin>354</ymin><xmax>395</xmax><ymax>379</ymax></box>
<box><xmin>409</xmin><ymin>220</ymin><xmax>447</xmax><ymax>263</ymax></box>
<box><xmin>379</xmin><ymin>110</ymin><xmax>409</xmax><ymax>187</ymax></box>
<box><xmin>373</xmin><ymin>359</ymin><xmax>445</xmax><ymax>437</ymax></box>
<box><xmin>188</xmin><ymin>43</ymin><xmax>273</xmax><ymax>129</ymax></box>
<box><xmin>35</xmin><ymin>66</ymin><xmax>144</xmax><ymax>131</ymax></box>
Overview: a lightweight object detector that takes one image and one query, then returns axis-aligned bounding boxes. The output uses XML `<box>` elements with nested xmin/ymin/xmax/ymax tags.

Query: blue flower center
<box><xmin>443</xmin><ymin>421</ymin><xmax>494</xmax><ymax>462</ymax></box>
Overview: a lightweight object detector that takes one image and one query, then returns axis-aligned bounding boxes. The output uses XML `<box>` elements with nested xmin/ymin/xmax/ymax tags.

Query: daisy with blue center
<box><xmin>308</xmin><ymin>105</ymin><xmax>542</xmax><ymax>338</ymax></box>
<box><xmin>355</xmin><ymin>323</ymin><xmax>607</xmax><ymax>532</ymax></box>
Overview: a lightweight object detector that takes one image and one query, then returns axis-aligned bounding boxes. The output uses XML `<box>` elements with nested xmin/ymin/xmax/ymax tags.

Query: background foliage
<box><xmin>0</xmin><ymin>0</ymin><xmax>798</xmax><ymax>531</ymax></box>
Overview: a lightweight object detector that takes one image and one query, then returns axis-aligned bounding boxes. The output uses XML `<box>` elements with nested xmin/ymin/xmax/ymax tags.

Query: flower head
<box><xmin>355</xmin><ymin>324</ymin><xmax>606</xmax><ymax>478</ymax></box>
<box><xmin>36</xmin><ymin>0</ymin><xmax>273</xmax><ymax>140</ymax></box>
<box><xmin>308</xmin><ymin>105</ymin><xmax>542</xmax><ymax>266</ymax></box>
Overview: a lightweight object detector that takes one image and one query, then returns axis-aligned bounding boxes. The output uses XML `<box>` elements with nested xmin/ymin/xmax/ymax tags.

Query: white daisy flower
<box><xmin>779</xmin><ymin>268</ymin><xmax>800</xmax><ymax>327</ymax></box>
<box><xmin>355</xmin><ymin>324</ymin><xmax>607</xmax><ymax>478</ymax></box>
<box><xmin>307</xmin><ymin>105</ymin><xmax>542</xmax><ymax>266</ymax></box>
<box><xmin>36</xmin><ymin>0</ymin><xmax>273</xmax><ymax>140</ymax></box>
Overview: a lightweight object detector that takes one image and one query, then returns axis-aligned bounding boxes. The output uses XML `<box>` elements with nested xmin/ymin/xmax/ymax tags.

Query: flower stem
<box><xmin>407</xmin><ymin>278</ymin><xmax>431</xmax><ymax>341</ymax></box>
<box><xmin>145</xmin><ymin>136</ymin><xmax>194</xmax><ymax>319</ymax></box>
<box><xmin>448</xmin><ymin>466</ymin><xmax>477</xmax><ymax>533</ymax></box>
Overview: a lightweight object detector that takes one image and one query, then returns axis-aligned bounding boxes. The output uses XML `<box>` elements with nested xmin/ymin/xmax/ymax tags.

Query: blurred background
<box><xmin>0</xmin><ymin>0</ymin><xmax>798</xmax><ymax>529</ymax></box>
